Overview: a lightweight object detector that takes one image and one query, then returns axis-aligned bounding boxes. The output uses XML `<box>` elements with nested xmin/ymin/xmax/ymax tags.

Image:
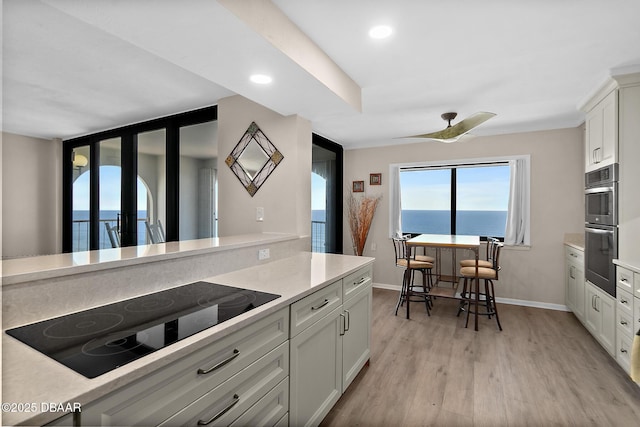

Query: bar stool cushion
<box><xmin>460</xmin><ymin>266</ymin><xmax>497</xmax><ymax>279</ymax></box>
<box><xmin>459</xmin><ymin>259</ymin><xmax>493</xmax><ymax>268</ymax></box>
<box><xmin>415</xmin><ymin>254</ymin><xmax>436</xmax><ymax>263</ymax></box>
<box><xmin>397</xmin><ymin>259</ymin><xmax>433</xmax><ymax>270</ymax></box>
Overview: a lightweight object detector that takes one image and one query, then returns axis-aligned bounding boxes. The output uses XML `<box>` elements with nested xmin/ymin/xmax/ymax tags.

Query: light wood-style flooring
<box><xmin>320</xmin><ymin>288</ymin><xmax>640</xmax><ymax>426</ymax></box>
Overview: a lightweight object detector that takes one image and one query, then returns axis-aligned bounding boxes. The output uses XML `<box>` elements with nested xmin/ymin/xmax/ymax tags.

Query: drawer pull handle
<box><xmin>197</xmin><ymin>394</ymin><xmax>239</xmax><ymax>425</ymax></box>
<box><xmin>340</xmin><ymin>313</ymin><xmax>346</xmax><ymax>336</ymax></box>
<box><xmin>620</xmin><ymin>277</ymin><xmax>628</xmax><ymax>282</ymax></box>
<box><xmin>621</xmin><ymin>299</ymin><xmax>628</xmax><ymax>304</ymax></box>
<box><xmin>356</xmin><ymin>277</ymin><xmax>367</xmax><ymax>285</ymax></box>
<box><xmin>311</xmin><ymin>299</ymin><xmax>330</xmax><ymax>311</ymax></box>
<box><xmin>621</xmin><ymin>320</ymin><xmax>628</xmax><ymax>326</ymax></box>
<box><xmin>621</xmin><ymin>348</ymin><xmax>628</xmax><ymax>354</ymax></box>
<box><xmin>198</xmin><ymin>349</ymin><xmax>240</xmax><ymax>375</ymax></box>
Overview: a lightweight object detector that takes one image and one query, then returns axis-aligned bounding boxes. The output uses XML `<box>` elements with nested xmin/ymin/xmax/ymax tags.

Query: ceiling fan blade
<box><xmin>404</xmin><ymin>111</ymin><xmax>496</xmax><ymax>142</ymax></box>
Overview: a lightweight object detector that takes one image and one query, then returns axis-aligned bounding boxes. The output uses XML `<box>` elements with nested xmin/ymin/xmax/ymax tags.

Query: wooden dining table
<box><xmin>406</xmin><ymin>234</ymin><xmax>482</xmax><ymax>330</ymax></box>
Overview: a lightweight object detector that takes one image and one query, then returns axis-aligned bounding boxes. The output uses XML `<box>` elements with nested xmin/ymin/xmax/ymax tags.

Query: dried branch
<box><xmin>347</xmin><ymin>191</ymin><xmax>381</xmax><ymax>256</ymax></box>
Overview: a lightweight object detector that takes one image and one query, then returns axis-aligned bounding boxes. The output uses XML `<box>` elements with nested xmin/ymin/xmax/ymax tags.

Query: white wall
<box><xmin>217</xmin><ymin>95</ymin><xmax>312</xmax><ymax>238</ymax></box>
<box><xmin>1</xmin><ymin>132</ymin><xmax>62</xmax><ymax>258</ymax></box>
<box><xmin>344</xmin><ymin>127</ymin><xmax>585</xmax><ymax>307</ymax></box>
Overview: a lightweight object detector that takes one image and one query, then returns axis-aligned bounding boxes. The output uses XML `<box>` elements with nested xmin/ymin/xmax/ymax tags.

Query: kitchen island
<box><xmin>2</xmin><ymin>249</ymin><xmax>374</xmax><ymax>426</ymax></box>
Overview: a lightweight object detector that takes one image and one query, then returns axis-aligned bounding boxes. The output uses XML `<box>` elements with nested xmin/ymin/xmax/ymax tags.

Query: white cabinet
<box><xmin>289</xmin><ymin>265</ymin><xmax>373</xmax><ymax>427</ymax></box>
<box><xmin>615</xmin><ymin>267</ymin><xmax>637</xmax><ymax>373</ymax></box>
<box><xmin>585</xmin><ymin>281</ymin><xmax>616</xmax><ymax>356</ymax></box>
<box><xmin>565</xmin><ymin>246</ymin><xmax>585</xmax><ymax>324</ymax></box>
<box><xmin>584</xmin><ymin>88</ymin><xmax>618</xmax><ymax>172</ymax></box>
<box><xmin>341</xmin><ymin>268</ymin><xmax>372</xmax><ymax>392</ymax></box>
<box><xmin>74</xmin><ymin>308</ymin><xmax>289</xmax><ymax>426</ymax></box>
<box><xmin>289</xmin><ymin>306</ymin><xmax>343</xmax><ymax>427</ymax></box>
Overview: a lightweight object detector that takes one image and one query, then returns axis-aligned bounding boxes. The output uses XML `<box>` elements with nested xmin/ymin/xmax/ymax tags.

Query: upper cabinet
<box><xmin>582</xmin><ymin>83</ymin><xmax>619</xmax><ymax>172</ymax></box>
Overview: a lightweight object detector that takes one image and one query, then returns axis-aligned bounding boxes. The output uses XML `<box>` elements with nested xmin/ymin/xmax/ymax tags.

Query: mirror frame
<box><xmin>226</xmin><ymin>121</ymin><xmax>284</xmax><ymax>196</ymax></box>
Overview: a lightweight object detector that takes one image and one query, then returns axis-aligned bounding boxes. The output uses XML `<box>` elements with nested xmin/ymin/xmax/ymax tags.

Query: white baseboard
<box><xmin>372</xmin><ymin>283</ymin><xmax>570</xmax><ymax>312</ymax></box>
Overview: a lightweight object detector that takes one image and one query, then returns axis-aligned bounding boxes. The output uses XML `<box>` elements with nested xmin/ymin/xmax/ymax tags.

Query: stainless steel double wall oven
<box><xmin>584</xmin><ymin>163</ymin><xmax>618</xmax><ymax>297</ymax></box>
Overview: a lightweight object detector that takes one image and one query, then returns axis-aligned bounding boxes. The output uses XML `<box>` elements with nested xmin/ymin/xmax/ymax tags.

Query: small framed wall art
<box><xmin>370</xmin><ymin>173</ymin><xmax>382</xmax><ymax>185</ymax></box>
<box><xmin>352</xmin><ymin>180</ymin><xmax>365</xmax><ymax>192</ymax></box>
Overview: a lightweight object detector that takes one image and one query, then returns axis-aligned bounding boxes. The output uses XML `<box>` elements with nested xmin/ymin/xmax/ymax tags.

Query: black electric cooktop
<box><xmin>6</xmin><ymin>282</ymin><xmax>280</xmax><ymax>378</ymax></box>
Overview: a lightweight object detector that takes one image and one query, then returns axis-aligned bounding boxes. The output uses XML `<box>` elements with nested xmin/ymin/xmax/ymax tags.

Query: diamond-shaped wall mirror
<box><xmin>226</xmin><ymin>122</ymin><xmax>284</xmax><ymax>196</ymax></box>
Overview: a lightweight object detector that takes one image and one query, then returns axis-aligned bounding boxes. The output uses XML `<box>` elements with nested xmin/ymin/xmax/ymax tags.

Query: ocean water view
<box><xmin>72</xmin><ymin>210</ymin><xmax>148</xmax><ymax>251</ymax></box>
<box><xmin>402</xmin><ymin>210</ymin><xmax>507</xmax><ymax>237</ymax></box>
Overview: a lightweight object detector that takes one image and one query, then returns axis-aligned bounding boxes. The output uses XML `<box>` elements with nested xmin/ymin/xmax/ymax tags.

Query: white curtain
<box><xmin>504</xmin><ymin>157</ymin><xmax>530</xmax><ymax>246</ymax></box>
<box><xmin>389</xmin><ymin>164</ymin><xmax>403</xmax><ymax>238</ymax></box>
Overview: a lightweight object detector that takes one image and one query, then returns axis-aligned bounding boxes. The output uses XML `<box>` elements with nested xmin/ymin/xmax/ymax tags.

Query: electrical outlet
<box><xmin>258</xmin><ymin>248</ymin><xmax>270</xmax><ymax>260</ymax></box>
<box><xmin>371</xmin><ymin>242</ymin><xmax>377</xmax><ymax>251</ymax></box>
<box><xmin>256</xmin><ymin>207</ymin><xmax>264</xmax><ymax>222</ymax></box>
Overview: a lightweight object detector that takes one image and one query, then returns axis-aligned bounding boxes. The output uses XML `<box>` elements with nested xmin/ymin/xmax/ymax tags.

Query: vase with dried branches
<box><xmin>347</xmin><ymin>191</ymin><xmax>382</xmax><ymax>256</ymax></box>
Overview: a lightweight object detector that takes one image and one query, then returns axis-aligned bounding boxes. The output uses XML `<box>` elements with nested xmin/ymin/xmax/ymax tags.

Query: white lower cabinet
<box><xmin>341</xmin><ymin>284</ymin><xmax>372</xmax><ymax>392</ymax></box>
<box><xmin>585</xmin><ymin>281</ymin><xmax>616</xmax><ymax>356</ymax></box>
<box><xmin>289</xmin><ymin>265</ymin><xmax>373</xmax><ymax>427</ymax></box>
<box><xmin>615</xmin><ymin>266</ymin><xmax>638</xmax><ymax>375</ymax></box>
<box><xmin>289</xmin><ymin>306</ymin><xmax>343</xmax><ymax>427</ymax></box>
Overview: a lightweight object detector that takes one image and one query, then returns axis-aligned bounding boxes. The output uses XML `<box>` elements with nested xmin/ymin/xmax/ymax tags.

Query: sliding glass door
<box><xmin>311</xmin><ymin>135</ymin><xmax>343</xmax><ymax>254</ymax></box>
<box><xmin>63</xmin><ymin>107</ymin><xmax>218</xmax><ymax>252</ymax></box>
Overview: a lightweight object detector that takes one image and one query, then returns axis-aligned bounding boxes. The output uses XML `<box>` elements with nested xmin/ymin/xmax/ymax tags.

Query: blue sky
<box><xmin>400</xmin><ymin>165</ymin><xmax>510</xmax><ymax>211</ymax></box>
<box><xmin>311</xmin><ymin>173</ymin><xmax>326</xmax><ymax>210</ymax></box>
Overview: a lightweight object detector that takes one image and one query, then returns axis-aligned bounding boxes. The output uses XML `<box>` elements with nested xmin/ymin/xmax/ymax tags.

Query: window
<box><xmin>391</xmin><ymin>156</ymin><xmax>530</xmax><ymax>245</ymax></box>
<box><xmin>63</xmin><ymin>106</ymin><xmax>218</xmax><ymax>252</ymax></box>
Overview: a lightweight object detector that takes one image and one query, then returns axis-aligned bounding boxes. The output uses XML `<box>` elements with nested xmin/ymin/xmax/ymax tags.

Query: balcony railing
<box><xmin>72</xmin><ymin>218</ymin><xmax>150</xmax><ymax>252</ymax></box>
<box><xmin>311</xmin><ymin>220</ymin><xmax>326</xmax><ymax>253</ymax></box>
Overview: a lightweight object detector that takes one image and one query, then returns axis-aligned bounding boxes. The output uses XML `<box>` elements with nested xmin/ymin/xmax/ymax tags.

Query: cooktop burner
<box><xmin>6</xmin><ymin>282</ymin><xmax>280</xmax><ymax>378</ymax></box>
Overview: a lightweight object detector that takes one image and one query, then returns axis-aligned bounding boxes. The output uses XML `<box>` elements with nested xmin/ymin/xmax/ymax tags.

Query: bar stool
<box><xmin>392</xmin><ymin>235</ymin><xmax>434</xmax><ymax>319</ymax></box>
<box><xmin>459</xmin><ymin>237</ymin><xmax>499</xmax><ymax>268</ymax></box>
<box><xmin>457</xmin><ymin>242</ymin><xmax>503</xmax><ymax>330</ymax></box>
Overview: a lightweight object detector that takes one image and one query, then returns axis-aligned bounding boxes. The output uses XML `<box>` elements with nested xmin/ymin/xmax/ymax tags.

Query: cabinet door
<box><xmin>600</xmin><ymin>90</ymin><xmax>618</xmax><ymax>166</ymax></box>
<box><xmin>597</xmin><ymin>290</ymin><xmax>616</xmax><ymax>356</ymax></box>
<box><xmin>289</xmin><ymin>306</ymin><xmax>343</xmax><ymax>427</ymax></box>
<box><xmin>585</xmin><ymin>107</ymin><xmax>603</xmax><ymax>171</ymax></box>
<box><xmin>342</xmin><ymin>286</ymin><xmax>372</xmax><ymax>392</ymax></box>
<box><xmin>585</xmin><ymin>282</ymin><xmax>601</xmax><ymax>336</ymax></box>
<box><xmin>574</xmin><ymin>274</ymin><xmax>586</xmax><ymax>325</ymax></box>
<box><xmin>565</xmin><ymin>260</ymin><xmax>576</xmax><ymax>312</ymax></box>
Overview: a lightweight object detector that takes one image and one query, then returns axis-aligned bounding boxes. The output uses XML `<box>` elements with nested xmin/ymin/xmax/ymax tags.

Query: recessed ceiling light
<box><xmin>369</xmin><ymin>25</ymin><xmax>393</xmax><ymax>39</ymax></box>
<box><xmin>250</xmin><ymin>74</ymin><xmax>273</xmax><ymax>84</ymax></box>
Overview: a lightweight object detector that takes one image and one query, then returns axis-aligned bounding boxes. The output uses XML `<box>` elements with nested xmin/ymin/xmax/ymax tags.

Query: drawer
<box><xmin>159</xmin><ymin>341</ymin><xmax>289</xmax><ymax>426</ymax></box>
<box><xmin>617</xmin><ymin>267</ymin><xmax>634</xmax><ymax>294</ymax></box>
<box><xmin>565</xmin><ymin>246</ymin><xmax>584</xmax><ymax>263</ymax></box>
<box><xmin>290</xmin><ymin>279</ymin><xmax>342</xmax><ymax>337</ymax></box>
<box><xmin>616</xmin><ymin>333</ymin><xmax>633</xmax><ymax>373</ymax></box>
<box><xmin>343</xmin><ymin>265</ymin><xmax>373</xmax><ymax>302</ymax></box>
<box><xmin>635</xmin><ymin>298</ymin><xmax>640</xmax><ymax>331</ymax></box>
<box><xmin>230</xmin><ymin>377</ymin><xmax>288</xmax><ymax>427</ymax></box>
<box><xmin>636</xmin><ymin>272</ymin><xmax>640</xmax><ymax>297</ymax></box>
<box><xmin>617</xmin><ymin>287</ymin><xmax>634</xmax><ymax>316</ymax></box>
<box><xmin>81</xmin><ymin>308</ymin><xmax>289</xmax><ymax>426</ymax></box>
<box><xmin>617</xmin><ymin>309</ymin><xmax>634</xmax><ymax>337</ymax></box>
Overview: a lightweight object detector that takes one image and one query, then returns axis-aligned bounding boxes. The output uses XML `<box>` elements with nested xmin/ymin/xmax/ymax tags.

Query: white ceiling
<box><xmin>3</xmin><ymin>0</ymin><xmax>640</xmax><ymax>150</ymax></box>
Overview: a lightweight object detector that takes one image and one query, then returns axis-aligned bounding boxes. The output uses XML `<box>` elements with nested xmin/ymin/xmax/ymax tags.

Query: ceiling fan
<box><xmin>403</xmin><ymin>111</ymin><xmax>496</xmax><ymax>142</ymax></box>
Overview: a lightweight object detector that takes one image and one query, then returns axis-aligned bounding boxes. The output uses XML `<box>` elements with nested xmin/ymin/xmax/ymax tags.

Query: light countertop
<box><xmin>564</xmin><ymin>233</ymin><xmax>584</xmax><ymax>251</ymax></box>
<box><xmin>1</xmin><ymin>233</ymin><xmax>298</xmax><ymax>286</ymax></box>
<box><xmin>613</xmin><ymin>259</ymin><xmax>640</xmax><ymax>274</ymax></box>
<box><xmin>1</xmin><ymin>252</ymin><xmax>374</xmax><ymax>426</ymax></box>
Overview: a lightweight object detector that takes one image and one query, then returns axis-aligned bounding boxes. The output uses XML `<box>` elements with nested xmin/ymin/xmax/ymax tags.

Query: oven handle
<box><xmin>585</xmin><ymin>186</ymin><xmax>615</xmax><ymax>194</ymax></box>
<box><xmin>585</xmin><ymin>227</ymin><xmax>613</xmax><ymax>234</ymax></box>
